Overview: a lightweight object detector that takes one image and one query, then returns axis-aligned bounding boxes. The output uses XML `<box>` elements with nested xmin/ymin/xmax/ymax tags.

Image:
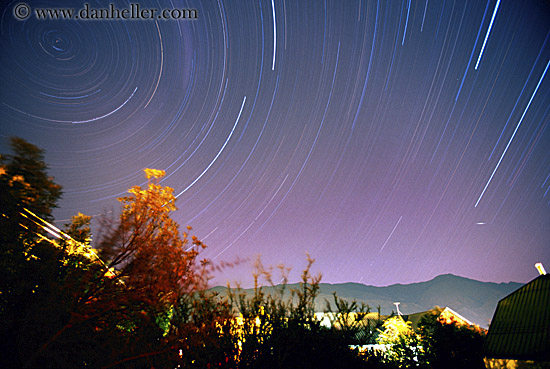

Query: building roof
<box><xmin>403</xmin><ymin>307</ymin><xmax>476</xmax><ymax>331</ymax></box>
<box><xmin>484</xmin><ymin>274</ymin><xmax>550</xmax><ymax>361</ymax></box>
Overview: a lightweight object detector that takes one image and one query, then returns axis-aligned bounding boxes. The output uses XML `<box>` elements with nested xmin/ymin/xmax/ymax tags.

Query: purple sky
<box><xmin>1</xmin><ymin>0</ymin><xmax>549</xmax><ymax>287</ymax></box>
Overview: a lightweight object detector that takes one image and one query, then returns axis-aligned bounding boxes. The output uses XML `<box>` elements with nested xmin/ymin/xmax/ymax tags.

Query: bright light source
<box><xmin>535</xmin><ymin>262</ymin><xmax>546</xmax><ymax>276</ymax></box>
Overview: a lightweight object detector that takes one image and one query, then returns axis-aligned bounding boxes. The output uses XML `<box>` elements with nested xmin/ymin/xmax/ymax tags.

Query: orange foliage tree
<box><xmin>21</xmin><ymin>168</ymin><xmax>228</xmax><ymax>368</ymax></box>
<box><xmin>98</xmin><ymin>168</ymin><xmax>208</xmax><ymax>311</ymax></box>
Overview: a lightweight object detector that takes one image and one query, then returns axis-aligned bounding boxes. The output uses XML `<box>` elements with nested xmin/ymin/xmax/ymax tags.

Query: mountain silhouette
<box><xmin>314</xmin><ymin>274</ymin><xmax>522</xmax><ymax>328</ymax></box>
<box><xmin>214</xmin><ymin>274</ymin><xmax>523</xmax><ymax>328</ymax></box>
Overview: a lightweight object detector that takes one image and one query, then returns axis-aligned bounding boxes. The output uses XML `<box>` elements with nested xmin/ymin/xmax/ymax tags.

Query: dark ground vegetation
<box><xmin>1</xmin><ymin>138</ymin><xmax>486</xmax><ymax>368</ymax></box>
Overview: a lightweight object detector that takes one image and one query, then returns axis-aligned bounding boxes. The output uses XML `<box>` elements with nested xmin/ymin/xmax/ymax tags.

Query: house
<box><xmin>483</xmin><ymin>265</ymin><xmax>550</xmax><ymax>369</ymax></box>
<box><xmin>403</xmin><ymin>306</ymin><xmax>477</xmax><ymax>331</ymax></box>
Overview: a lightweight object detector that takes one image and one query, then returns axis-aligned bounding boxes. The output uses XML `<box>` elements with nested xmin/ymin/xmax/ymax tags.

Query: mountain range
<box><xmin>213</xmin><ymin>274</ymin><xmax>524</xmax><ymax>328</ymax></box>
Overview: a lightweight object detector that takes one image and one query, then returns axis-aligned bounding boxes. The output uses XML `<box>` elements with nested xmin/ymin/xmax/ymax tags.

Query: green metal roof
<box><xmin>484</xmin><ymin>274</ymin><xmax>550</xmax><ymax>361</ymax></box>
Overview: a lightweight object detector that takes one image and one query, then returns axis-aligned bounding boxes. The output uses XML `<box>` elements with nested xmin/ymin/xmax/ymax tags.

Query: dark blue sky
<box><xmin>1</xmin><ymin>0</ymin><xmax>549</xmax><ymax>287</ymax></box>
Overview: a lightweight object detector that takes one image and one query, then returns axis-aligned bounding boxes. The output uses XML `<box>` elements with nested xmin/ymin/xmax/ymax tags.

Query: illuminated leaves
<box><xmin>144</xmin><ymin>168</ymin><xmax>166</xmax><ymax>180</ymax></box>
<box><xmin>377</xmin><ymin>316</ymin><xmax>414</xmax><ymax>344</ymax></box>
<box><xmin>376</xmin><ymin>316</ymin><xmax>424</xmax><ymax>367</ymax></box>
<box><xmin>99</xmin><ymin>168</ymin><xmax>208</xmax><ymax>310</ymax></box>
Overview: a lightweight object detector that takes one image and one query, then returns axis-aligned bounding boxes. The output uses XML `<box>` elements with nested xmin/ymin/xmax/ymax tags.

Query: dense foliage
<box><xmin>1</xmin><ymin>138</ymin><xmax>486</xmax><ymax>368</ymax></box>
<box><xmin>417</xmin><ymin>308</ymin><xmax>487</xmax><ymax>369</ymax></box>
<box><xmin>375</xmin><ymin>308</ymin><xmax>487</xmax><ymax>368</ymax></box>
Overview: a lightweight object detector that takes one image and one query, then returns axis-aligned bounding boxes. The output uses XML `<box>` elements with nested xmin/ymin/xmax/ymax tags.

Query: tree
<box><xmin>98</xmin><ymin>169</ymin><xmax>207</xmax><ymax>308</ymax></box>
<box><xmin>0</xmin><ymin>137</ymin><xmax>62</xmax><ymax>239</ymax></box>
<box><xmin>0</xmin><ymin>138</ymin><xmax>63</xmax><ymax>369</ymax></box>
<box><xmin>376</xmin><ymin>316</ymin><xmax>424</xmax><ymax>368</ymax></box>
<box><xmin>72</xmin><ymin>168</ymin><xmax>216</xmax><ymax>368</ymax></box>
<box><xmin>417</xmin><ymin>308</ymin><xmax>486</xmax><ymax>369</ymax></box>
<box><xmin>325</xmin><ymin>293</ymin><xmax>383</xmax><ymax>345</ymax></box>
<box><xmin>9</xmin><ymin>167</ymin><xmax>218</xmax><ymax>368</ymax></box>
<box><xmin>227</xmin><ymin>257</ymin><xmax>381</xmax><ymax>369</ymax></box>
<box><xmin>62</xmin><ymin>212</ymin><xmax>92</xmax><ymax>244</ymax></box>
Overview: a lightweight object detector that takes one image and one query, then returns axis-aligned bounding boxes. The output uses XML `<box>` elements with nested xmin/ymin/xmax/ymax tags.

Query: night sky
<box><xmin>1</xmin><ymin>0</ymin><xmax>549</xmax><ymax>287</ymax></box>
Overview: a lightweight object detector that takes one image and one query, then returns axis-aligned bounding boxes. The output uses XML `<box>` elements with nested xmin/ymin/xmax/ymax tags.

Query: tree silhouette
<box><xmin>226</xmin><ymin>257</ymin><xmax>379</xmax><ymax>369</ymax></box>
<box><xmin>417</xmin><ymin>308</ymin><xmax>486</xmax><ymax>369</ymax></box>
<box><xmin>0</xmin><ymin>138</ymin><xmax>63</xmax><ymax>369</ymax></box>
<box><xmin>0</xmin><ymin>137</ymin><xmax>62</xmax><ymax>239</ymax></box>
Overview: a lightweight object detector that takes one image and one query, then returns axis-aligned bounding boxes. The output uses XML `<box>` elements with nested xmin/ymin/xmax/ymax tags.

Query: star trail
<box><xmin>1</xmin><ymin>0</ymin><xmax>549</xmax><ymax>287</ymax></box>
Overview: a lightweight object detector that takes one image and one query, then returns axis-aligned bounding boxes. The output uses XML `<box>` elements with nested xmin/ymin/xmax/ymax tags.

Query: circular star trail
<box><xmin>1</xmin><ymin>0</ymin><xmax>549</xmax><ymax>287</ymax></box>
